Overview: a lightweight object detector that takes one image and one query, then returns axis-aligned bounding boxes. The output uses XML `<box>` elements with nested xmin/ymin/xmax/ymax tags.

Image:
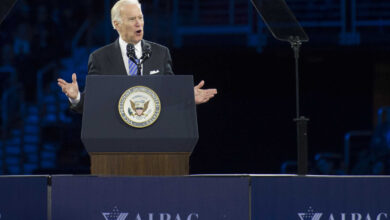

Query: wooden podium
<box><xmin>90</xmin><ymin>152</ymin><xmax>190</xmax><ymax>176</ymax></box>
<box><xmin>81</xmin><ymin>75</ymin><xmax>198</xmax><ymax>176</ymax></box>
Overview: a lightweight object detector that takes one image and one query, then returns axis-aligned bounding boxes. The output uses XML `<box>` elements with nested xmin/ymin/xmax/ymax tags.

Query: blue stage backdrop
<box><xmin>252</xmin><ymin>176</ymin><xmax>390</xmax><ymax>220</ymax></box>
<box><xmin>0</xmin><ymin>176</ymin><xmax>48</xmax><ymax>220</ymax></box>
<box><xmin>51</xmin><ymin>176</ymin><xmax>249</xmax><ymax>220</ymax></box>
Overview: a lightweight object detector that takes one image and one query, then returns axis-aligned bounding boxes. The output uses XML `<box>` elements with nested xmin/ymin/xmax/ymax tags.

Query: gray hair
<box><xmin>111</xmin><ymin>0</ymin><xmax>142</xmax><ymax>28</ymax></box>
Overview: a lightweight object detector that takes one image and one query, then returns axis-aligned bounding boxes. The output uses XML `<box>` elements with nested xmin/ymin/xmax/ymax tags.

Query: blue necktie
<box><xmin>126</xmin><ymin>44</ymin><xmax>139</xmax><ymax>76</ymax></box>
<box><xmin>128</xmin><ymin>58</ymin><xmax>139</xmax><ymax>76</ymax></box>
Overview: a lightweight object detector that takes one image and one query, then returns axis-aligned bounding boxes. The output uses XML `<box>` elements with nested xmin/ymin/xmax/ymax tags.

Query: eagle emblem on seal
<box><xmin>130</xmin><ymin>100</ymin><xmax>149</xmax><ymax>116</ymax></box>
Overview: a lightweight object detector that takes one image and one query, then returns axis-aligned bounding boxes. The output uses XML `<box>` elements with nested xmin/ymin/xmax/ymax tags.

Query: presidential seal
<box><xmin>118</xmin><ymin>86</ymin><xmax>161</xmax><ymax>128</ymax></box>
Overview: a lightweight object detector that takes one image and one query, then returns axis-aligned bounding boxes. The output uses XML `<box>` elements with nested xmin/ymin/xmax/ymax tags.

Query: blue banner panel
<box><xmin>52</xmin><ymin>176</ymin><xmax>249</xmax><ymax>220</ymax></box>
<box><xmin>252</xmin><ymin>176</ymin><xmax>390</xmax><ymax>220</ymax></box>
<box><xmin>0</xmin><ymin>176</ymin><xmax>48</xmax><ymax>220</ymax></box>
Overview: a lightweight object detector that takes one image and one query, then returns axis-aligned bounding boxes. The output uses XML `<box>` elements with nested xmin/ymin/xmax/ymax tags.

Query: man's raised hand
<box><xmin>57</xmin><ymin>73</ymin><xmax>79</xmax><ymax>99</ymax></box>
<box><xmin>194</xmin><ymin>80</ymin><xmax>217</xmax><ymax>104</ymax></box>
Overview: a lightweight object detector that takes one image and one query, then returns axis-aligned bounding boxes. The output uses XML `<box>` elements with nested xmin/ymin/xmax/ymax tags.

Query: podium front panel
<box><xmin>81</xmin><ymin>75</ymin><xmax>198</xmax><ymax>153</ymax></box>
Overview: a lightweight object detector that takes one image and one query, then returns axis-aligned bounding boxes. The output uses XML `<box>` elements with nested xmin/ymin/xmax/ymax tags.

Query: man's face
<box><xmin>114</xmin><ymin>4</ymin><xmax>144</xmax><ymax>45</ymax></box>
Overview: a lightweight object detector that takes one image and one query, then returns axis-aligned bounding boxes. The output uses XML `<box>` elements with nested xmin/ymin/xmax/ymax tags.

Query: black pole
<box><xmin>290</xmin><ymin>37</ymin><xmax>309</xmax><ymax>175</ymax></box>
<box><xmin>291</xmin><ymin>40</ymin><xmax>301</xmax><ymax>118</ymax></box>
<box><xmin>295</xmin><ymin>116</ymin><xmax>309</xmax><ymax>175</ymax></box>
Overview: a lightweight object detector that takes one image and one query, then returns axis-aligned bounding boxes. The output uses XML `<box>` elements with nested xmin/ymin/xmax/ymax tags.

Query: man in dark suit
<box><xmin>57</xmin><ymin>0</ymin><xmax>217</xmax><ymax>113</ymax></box>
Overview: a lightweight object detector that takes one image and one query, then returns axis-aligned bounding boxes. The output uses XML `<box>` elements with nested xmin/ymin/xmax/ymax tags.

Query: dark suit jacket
<box><xmin>71</xmin><ymin>39</ymin><xmax>174</xmax><ymax>113</ymax></box>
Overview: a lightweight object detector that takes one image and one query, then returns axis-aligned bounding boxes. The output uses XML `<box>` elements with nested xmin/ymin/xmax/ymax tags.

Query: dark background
<box><xmin>0</xmin><ymin>0</ymin><xmax>389</xmax><ymax>175</ymax></box>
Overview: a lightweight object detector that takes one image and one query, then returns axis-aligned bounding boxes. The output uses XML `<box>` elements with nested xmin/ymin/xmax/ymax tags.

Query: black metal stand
<box><xmin>290</xmin><ymin>37</ymin><xmax>309</xmax><ymax>175</ymax></box>
<box><xmin>294</xmin><ymin>116</ymin><xmax>309</xmax><ymax>175</ymax></box>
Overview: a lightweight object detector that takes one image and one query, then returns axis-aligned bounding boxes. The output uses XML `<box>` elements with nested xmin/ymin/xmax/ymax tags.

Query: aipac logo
<box><xmin>102</xmin><ymin>207</ymin><xmax>128</xmax><ymax>220</ymax></box>
<box><xmin>298</xmin><ymin>207</ymin><xmax>322</xmax><ymax>220</ymax></box>
<box><xmin>101</xmin><ymin>206</ymin><xmax>199</xmax><ymax>220</ymax></box>
<box><xmin>298</xmin><ymin>207</ymin><xmax>389</xmax><ymax>220</ymax></box>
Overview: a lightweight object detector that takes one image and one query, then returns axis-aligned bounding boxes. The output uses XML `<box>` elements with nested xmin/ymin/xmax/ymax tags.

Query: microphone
<box><xmin>126</xmin><ymin>44</ymin><xmax>141</xmax><ymax>75</ymax></box>
<box><xmin>140</xmin><ymin>42</ymin><xmax>152</xmax><ymax>64</ymax></box>
<box><xmin>126</xmin><ymin>44</ymin><xmax>136</xmax><ymax>61</ymax></box>
<box><xmin>126</xmin><ymin>42</ymin><xmax>152</xmax><ymax>75</ymax></box>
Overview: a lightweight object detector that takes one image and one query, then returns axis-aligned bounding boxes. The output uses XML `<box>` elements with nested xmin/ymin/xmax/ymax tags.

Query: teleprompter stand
<box><xmin>251</xmin><ymin>0</ymin><xmax>310</xmax><ymax>175</ymax></box>
<box><xmin>0</xmin><ymin>0</ymin><xmax>18</xmax><ymax>25</ymax></box>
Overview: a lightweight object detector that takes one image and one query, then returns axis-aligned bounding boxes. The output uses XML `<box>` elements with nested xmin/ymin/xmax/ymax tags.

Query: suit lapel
<box><xmin>141</xmin><ymin>40</ymin><xmax>152</xmax><ymax>75</ymax></box>
<box><xmin>110</xmin><ymin>39</ymin><xmax>127</xmax><ymax>75</ymax></box>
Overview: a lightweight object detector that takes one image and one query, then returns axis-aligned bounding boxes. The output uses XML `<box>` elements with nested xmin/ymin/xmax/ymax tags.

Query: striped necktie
<box><xmin>126</xmin><ymin>44</ymin><xmax>140</xmax><ymax>76</ymax></box>
<box><xmin>128</xmin><ymin>58</ymin><xmax>139</xmax><ymax>76</ymax></box>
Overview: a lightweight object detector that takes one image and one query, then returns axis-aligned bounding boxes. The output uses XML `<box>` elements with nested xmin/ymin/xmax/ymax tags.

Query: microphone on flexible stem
<box><xmin>127</xmin><ymin>42</ymin><xmax>152</xmax><ymax>75</ymax></box>
<box><xmin>140</xmin><ymin>43</ymin><xmax>152</xmax><ymax>64</ymax></box>
<box><xmin>137</xmin><ymin>44</ymin><xmax>152</xmax><ymax>75</ymax></box>
<box><xmin>126</xmin><ymin>44</ymin><xmax>141</xmax><ymax>75</ymax></box>
<box><xmin>126</xmin><ymin>44</ymin><xmax>136</xmax><ymax>62</ymax></box>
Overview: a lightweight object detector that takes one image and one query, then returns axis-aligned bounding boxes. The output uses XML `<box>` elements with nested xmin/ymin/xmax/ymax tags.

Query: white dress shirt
<box><xmin>118</xmin><ymin>37</ymin><xmax>143</xmax><ymax>75</ymax></box>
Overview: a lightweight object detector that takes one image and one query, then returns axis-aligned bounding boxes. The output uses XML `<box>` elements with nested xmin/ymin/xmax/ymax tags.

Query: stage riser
<box><xmin>1</xmin><ymin>176</ymin><xmax>390</xmax><ymax>220</ymax></box>
<box><xmin>252</xmin><ymin>177</ymin><xmax>390</xmax><ymax>220</ymax></box>
<box><xmin>51</xmin><ymin>176</ymin><xmax>249</xmax><ymax>220</ymax></box>
<box><xmin>0</xmin><ymin>176</ymin><xmax>47</xmax><ymax>220</ymax></box>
